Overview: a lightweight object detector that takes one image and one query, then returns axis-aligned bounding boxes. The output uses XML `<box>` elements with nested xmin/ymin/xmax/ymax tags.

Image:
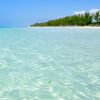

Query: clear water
<box><xmin>0</xmin><ymin>27</ymin><xmax>100</xmax><ymax>100</ymax></box>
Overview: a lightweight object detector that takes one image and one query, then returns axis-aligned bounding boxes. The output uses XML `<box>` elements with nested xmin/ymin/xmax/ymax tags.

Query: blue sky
<box><xmin>0</xmin><ymin>0</ymin><xmax>100</xmax><ymax>27</ymax></box>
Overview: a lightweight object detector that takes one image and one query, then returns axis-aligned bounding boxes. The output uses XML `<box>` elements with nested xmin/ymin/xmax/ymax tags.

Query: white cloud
<box><xmin>74</xmin><ymin>9</ymin><xmax>100</xmax><ymax>15</ymax></box>
<box><xmin>74</xmin><ymin>10</ymin><xmax>86</xmax><ymax>15</ymax></box>
<box><xmin>89</xmin><ymin>9</ymin><xmax>100</xmax><ymax>14</ymax></box>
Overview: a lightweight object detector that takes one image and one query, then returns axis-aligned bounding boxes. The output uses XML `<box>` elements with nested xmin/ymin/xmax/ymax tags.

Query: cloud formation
<box><xmin>74</xmin><ymin>10</ymin><xmax>85</xmax><ymax>15</ymax></box>
<box><xmin>74</xmin><ymin>8</ymin><xmax>100</xmax><ymax>15</ymax></box>
<box><xmin>89</xmin><ymin>9</ymin><xmax>100</xmax><ymax>14</ymax></box>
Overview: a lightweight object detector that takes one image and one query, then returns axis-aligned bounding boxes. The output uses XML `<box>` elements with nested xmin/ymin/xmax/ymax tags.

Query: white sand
<box><xmin>30</xmin><ymin>26</ymin><xmax>100</xmax><ymax>29</ymax></box>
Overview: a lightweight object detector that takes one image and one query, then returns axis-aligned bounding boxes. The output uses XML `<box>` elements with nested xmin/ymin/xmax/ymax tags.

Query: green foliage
<box><xmin>94</xmin><ymin>11</ymin><xmax>100</xmax><ymax>23</ymax></box>
<box><xmin>31</xmin><ymin>11</ymin><xmax>100</xmax><ymax>27</ymax></box>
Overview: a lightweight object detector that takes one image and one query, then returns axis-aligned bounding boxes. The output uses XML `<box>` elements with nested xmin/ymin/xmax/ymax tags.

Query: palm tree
<box><xmin>94</xmin><ymin>11</ymin><xmax>100</xmax><ymax>23</ymax></box>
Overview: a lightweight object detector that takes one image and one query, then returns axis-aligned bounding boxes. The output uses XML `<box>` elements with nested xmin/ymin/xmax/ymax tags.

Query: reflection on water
<box><xmin>0</xmin><ymin>28</ymin><xmax>100</xmax><ymax>100</ymax></box>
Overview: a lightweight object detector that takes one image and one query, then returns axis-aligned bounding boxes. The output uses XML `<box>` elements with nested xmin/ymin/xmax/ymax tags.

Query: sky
<box><xmin>0</xmin><ymin>0</ymin><xmax>100</xmax><ymax>27</ymax></box>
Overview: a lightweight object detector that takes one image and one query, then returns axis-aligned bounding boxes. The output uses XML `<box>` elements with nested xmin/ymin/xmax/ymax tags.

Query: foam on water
<box><xmin>0</xmin><ymin>27</ymin><xmax>100</xmax><ymax>100</ymax></box>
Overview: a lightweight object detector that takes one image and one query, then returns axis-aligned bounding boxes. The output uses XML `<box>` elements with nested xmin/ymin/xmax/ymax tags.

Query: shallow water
<box><xmin>0</xmin><ymin>27</ymin><xmax>100</xmax><ymax>100</ymax></box>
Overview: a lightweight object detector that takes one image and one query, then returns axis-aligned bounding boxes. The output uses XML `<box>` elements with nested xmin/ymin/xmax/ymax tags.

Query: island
<box><xmin>31</xmin><ymin>11</ymin><xmax>100</xmax><ymax>27</ymax></box>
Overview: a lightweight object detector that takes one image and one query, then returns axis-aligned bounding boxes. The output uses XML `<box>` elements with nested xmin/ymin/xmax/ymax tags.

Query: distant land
<box><xmin>31</xmin><ymin>11</ymin><xmax>100</xmax><ymax>27</ymax></box>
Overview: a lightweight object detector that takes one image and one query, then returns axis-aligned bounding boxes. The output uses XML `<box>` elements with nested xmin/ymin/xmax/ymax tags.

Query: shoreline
<box><xmin>0</xmin><ymin>26</ymin><xmax>100</xmax><ymax>29</ymax></box>
<box><xmin>30</xmin><ymin>26</ymin><xmax>100</xmax><ymax>29</ymax></box>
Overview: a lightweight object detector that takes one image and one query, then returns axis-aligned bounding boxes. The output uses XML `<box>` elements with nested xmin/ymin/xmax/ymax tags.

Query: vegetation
<box><xmin>31</xmin><ymin>11</ymin><xmax>100</xmax><ymax>27</ymax></box>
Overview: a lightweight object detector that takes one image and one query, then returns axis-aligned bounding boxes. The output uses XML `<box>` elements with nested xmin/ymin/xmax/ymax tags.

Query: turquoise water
<box><xmin>0</xmin><ymin>27</ymin><xmax>100</xmax><ymax>100</ymax></box>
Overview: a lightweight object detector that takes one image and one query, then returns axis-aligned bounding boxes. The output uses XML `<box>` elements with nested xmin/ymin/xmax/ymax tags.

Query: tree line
<box><xmin>31</xmin><ymin>11</ymin><xmax>100</xmax><ymax>27</ymax></box>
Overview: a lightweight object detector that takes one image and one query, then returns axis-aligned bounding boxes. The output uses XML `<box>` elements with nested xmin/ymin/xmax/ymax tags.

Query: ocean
<box><xmin>0</xmin><ymin>27</ymin><xmax>100</xmax><ymax>100</ymax></box>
